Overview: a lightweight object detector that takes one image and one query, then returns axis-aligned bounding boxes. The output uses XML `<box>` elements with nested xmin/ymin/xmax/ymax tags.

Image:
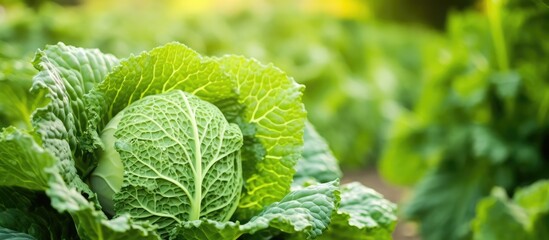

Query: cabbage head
<box><xmin>90</xmin><ymin>90</ymin><xmax>243</xmax><ymax>225</ymax></box>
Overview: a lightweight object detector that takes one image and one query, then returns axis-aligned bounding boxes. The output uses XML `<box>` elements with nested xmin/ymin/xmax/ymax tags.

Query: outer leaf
<box><xmin>87</xmin><ymin>42</ymin><xmax>235</xmax><ymax>132</ymax></box>
<box><xmin>0</xmin><ymin>187</ymin><xmax>76</xmax><ymax>240</ymax></box>
<box><xmin>0</xmin><ymin>56</ymin><xmax>40</xmax><ymax>130</ymax></box>
<box><xmin>31</xmin><ymin>43</ymin><xmax>119</xmax><ymax>192</ymax></box>
<box><xmin>0</xmin><ymin>126</ymin><xmax>76</xmax><ymax>240</ymax></box>
<box><xmin>472</xmin><ymin>188</ymin><xmax>529</xmax><ymax>240</ymax></box>
<box><xmin>242</xmin><ymin>180</ymin><xmax>338</xmax><ymax>238</ymax></box>
<box><xmin>472</xmin><ymin>181</ymin><xmax>549</xmax><ymax>240</ymax></box>
<box><xmin>111</xmin><ymin>90</ymin><xmax>243</xmax><ymax>237</ymax></box>
<box><xmin>0</xmin><ymin>227</ymin><xmax>36</xmax><ymax>240</ymax></box>
<box><xmin>46</xmin><ymin>170</ymin><xmax>161</xmax><ymax>240</ymax></box>
<box><xmin>0</xmin><ymin>127</ymin><xmax>54</xmax><ymax>190</ymax></box>
<box><xmin>218</xmin><ymin>55</ymin><xmax>306</xmax><ymax>219</ymax></box>
<box><xmin>320</xmin><ymin>182</ymin><xmax>397</xmax><ymax>240</ymax></box>
<box><xmin>293</xmin><ymin>121</ymin><xmax>342</xmax><ymax>187</ymax></box>
<box><xmin>0</xmin><ymin>123</ymin><xmax>157</xmax><ymax>240</ymax></box>
<box><xmin>172</xmin><ymin>181</ymin><xmax>339</xmax><ymax>240</ymax></box>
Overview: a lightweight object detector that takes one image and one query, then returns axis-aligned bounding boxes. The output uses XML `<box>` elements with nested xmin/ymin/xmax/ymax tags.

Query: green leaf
<box><xmin>0</xmin><ymin>187</ymin><xmax>76</xmax><ymax>240</ymax></box>
<box><xmin>293</xmin><ymin>122</ymin><xmax>342</xmax><ymax>186</ymax></box>
<box><xmin>472</xmin><ymin>180</ymin><xmax>549</xmax><ymax>240</ymax></box>
<box><xmin>31</xmin><ymin>43</ymin><xmax>119</xmax><ymax>192</ymax></box>
<box><xmin>217</xmin><ymin>55</ymin><xmax>306</xmax><ymax>219</ymax></box>
<box><xmin>0</xmin><ymin>227</ymin><xmax>36</xmax><ymax>240</ymax></box>
<box><xmin>0</xmin><ymin>56</ymin><xmax>40</xmax><ymax>130</ymax></box>
<box><xmin>109</xmin><ymin>90</ymin><xmax>242</xmax><ymax>237</ymax></box>
<box><xmin>320</xmin><ymin>182</ymin><xmax>397</xmax><ymax>240</ymax></box>
<box><xmin>472</xmin><ymin>188</ymin><xmax>529</xmax><ymax>240</ymax></box>
<box><xmin>0</xmin><ymin>127</ymin><xmax>54</xmax><ymax>190</ymax></box>
<box><xmin>242</xmin><ymin>180</ymin><xmax>338</xmax><ymax>238</ymax></box>
<box><xmin>46</xmin><ymin>170</ymin><xmax>161</xmax><ymax>240</ymax></box>
<box><xmin>404</xmin><ymin>161</ymin><xmax>497</xmax><ymax>240</ymax></box>
<box><xmin>514</xmin><ymin>180</ymin><xmax>549</xmax><ymax>216</ymax></box>
<box><xmin>173</xmin><ymin>181</ymin><xmax>339</xmax><ymax>240</ymax></box>
<box><xmin>0</xmin><ymin>123</ymin><xmax>159</xmax><ymax>239</ymax></box>
<box><xmin>87</xmin><ymin>42</ymin><xmax>235</xmax><ymax>129</ymax></box>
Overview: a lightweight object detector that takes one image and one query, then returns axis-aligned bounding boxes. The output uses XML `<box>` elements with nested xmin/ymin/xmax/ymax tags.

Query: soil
<box><xmin>341</xmin><ymin>168</ymin><xmax>420</xmax><ymax>240</ymax></box>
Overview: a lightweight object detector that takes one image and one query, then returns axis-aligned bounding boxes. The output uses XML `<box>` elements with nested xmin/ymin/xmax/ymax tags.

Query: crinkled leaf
<box><xmin>0</xmin><ymin>127</ymin><xmax>54</xmax><ymax>190</ymax></box>
<box><xmin>31</xmin><ymin>43</ymin><xmax>119</xmax><ymax>192</ymax></box>
<box><xmin>46</xmin><ymin>170</ymin><xmax>161</xmax><ymax>240</ymax></box>
<box><xmin>320</xmin><ymin>182</ymin><xmax>397</xmax><ymax>240</ymax></box>
<box><xmin>242</xmin><ymin>180</ymin><xmax>338</xmax><ymax>238</ymax></box>
<box><xmin>87</xmin><ymin>42</ymin><xmax>235</xmax><ymax>130</ymax></box>
<box><xmin>173</xmin><ymin>181</ymin><xmax>339</xmax><ymax>240</ymax></box>
<box><xmin>293</xmin><ymin>121</ymin><xmax>342</xmax><ymax>187</ymax></box>
<box><xmin>217</xmin><ymin>55</ymin><xmax>306</xmax><ymax>219</ymax></box>
<box><xmin>111</xmin><ymin>90</ymin><xmax>242</xmax><ymax>237</ymax></box>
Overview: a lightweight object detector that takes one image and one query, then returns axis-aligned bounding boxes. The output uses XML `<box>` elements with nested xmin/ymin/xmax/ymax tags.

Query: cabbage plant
<box><xmin>0</xmin><ymin>42</ymin><xmax>396</xmax><ymax>239</ymax></box>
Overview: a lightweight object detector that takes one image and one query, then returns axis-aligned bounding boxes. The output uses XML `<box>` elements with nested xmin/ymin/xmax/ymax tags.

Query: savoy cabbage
<box><xmin>0</xmin><ymin>42</ymin><xmax>396</xmax><ymax>239</ymax></box>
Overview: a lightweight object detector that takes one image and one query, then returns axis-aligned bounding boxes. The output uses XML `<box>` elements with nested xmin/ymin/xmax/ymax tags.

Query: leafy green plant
<box><xmin>472</xmin><ymin>180</ymin><xmax>549</xmax><ymax>240</ymax></box>
<box><xmin>0</xmin><ymin>42</ymin><xmax>396</xmax><ymax>239</ymax></box>
<box><xmin>380</xmin><ymin>0</ymin><xmax>549</xmax><ymax>239</ymax></box>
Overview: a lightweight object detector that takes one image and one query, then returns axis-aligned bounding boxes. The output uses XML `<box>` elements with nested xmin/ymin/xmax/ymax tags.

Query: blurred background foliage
<box><xmin>1</xmin><ymin>0</ymin><xmax>548</xmax><ymax>239</ymax></box>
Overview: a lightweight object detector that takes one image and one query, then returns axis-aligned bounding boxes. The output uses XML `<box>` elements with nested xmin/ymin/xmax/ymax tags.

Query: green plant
<box><xmin>380</xmin><ymin>0</ymin><xmax>549</xmax><ymax>239</ymax></box>
<box><xmin>472</xmin><ymin>180</ymin><xmax>549</xmax><ymax>240</ymax></box>
<box><xmin>0</xmin><ymin>42</ymin><xmax>396</xmax><ymax>239</ymax></box>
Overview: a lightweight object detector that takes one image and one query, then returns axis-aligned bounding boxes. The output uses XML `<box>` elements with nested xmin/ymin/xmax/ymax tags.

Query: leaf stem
<box><xmin>487</xmin><ymin>0</ymin><xmax>509</xmax><ymax>71</ymax></box>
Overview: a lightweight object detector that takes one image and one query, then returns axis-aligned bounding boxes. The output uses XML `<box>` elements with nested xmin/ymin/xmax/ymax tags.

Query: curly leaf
<box><xmin>217</xmin><ymin>55</ymin><xmax>306</xmax><ymax>219</ymax></box>
<box><xmin>293</xmin><ymin>121</ymin><xmax>342</xmax><ymax>187</ymax></box>
<box><xmin>87</xmin><ymin>42</ymin><xmax>235</xmax><ymax>130</ymax></box>
<box><xmin>31</xmin><ymin>43</ymin><xmax>119</xmax><ymax>192</ymax></box>
<box><xmin>321</xmin><ymin>182</ymin><xmax>397</xmax><ymax>240</ymax></box>
<box><xmin>47</xmin><ymin>170</ymin><xmax>161</xmax><ymax>240</ymax></box>
<box><xmin>173</xmin><ymin>181</ymin><xmax>339</xmax><ymax>240</ymax></box>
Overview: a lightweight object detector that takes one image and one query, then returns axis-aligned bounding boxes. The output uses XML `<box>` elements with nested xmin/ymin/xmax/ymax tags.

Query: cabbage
<box><xmin>0</xmin><ymin>42</ymin><xmax>396</xmax><ymax>239</ymax></box>
<box><xmin>90</xmin><ymin>90</ymin><xmax>243</xmax><ymax>226</ymax></box>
